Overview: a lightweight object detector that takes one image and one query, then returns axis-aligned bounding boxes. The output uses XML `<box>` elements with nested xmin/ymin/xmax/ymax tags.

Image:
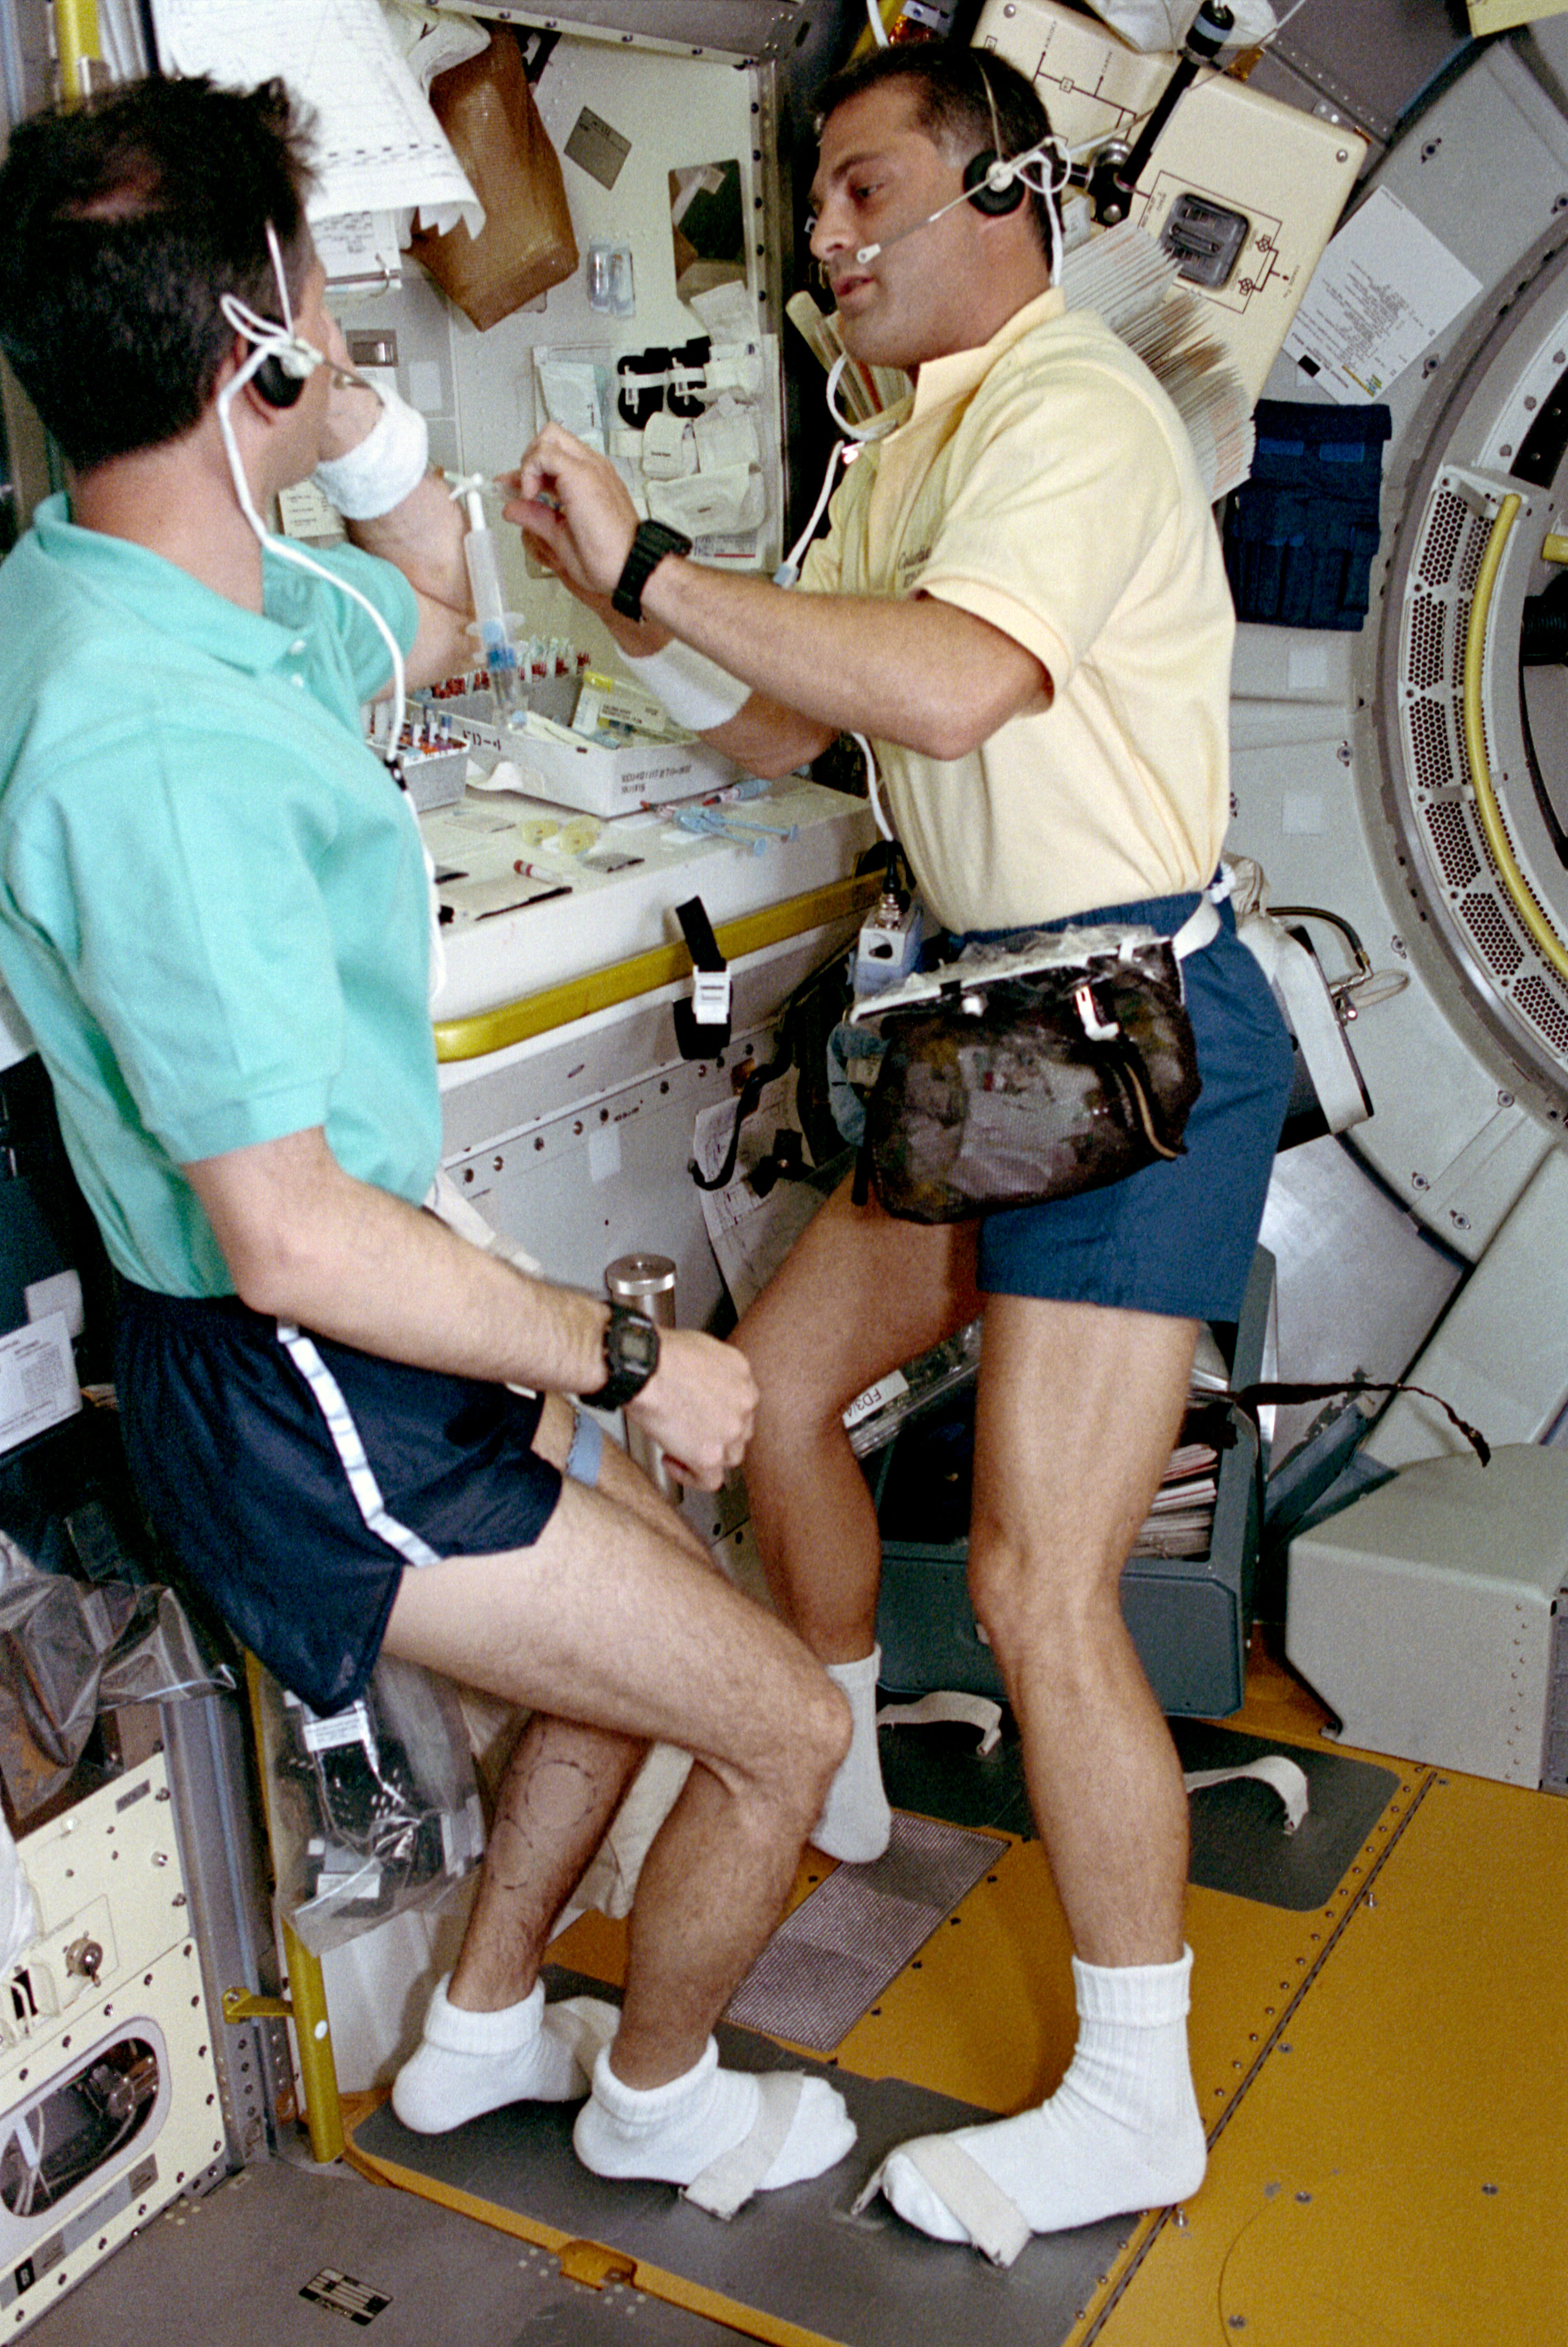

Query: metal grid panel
<box><xmin>725</xmin><ymin>1813</ymin><xmax>1007</xmax><ymax>2054</ymax></box>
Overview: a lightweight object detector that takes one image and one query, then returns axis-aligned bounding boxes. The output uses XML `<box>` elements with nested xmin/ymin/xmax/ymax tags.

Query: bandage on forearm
<box><xmin>313</xmin><ymin>384</ymin><xmax>430</xmax><ymax>519</ymax></box>
<box><xmin>626</xmin><ymin>638</ymin><xmax>749</xmax><ymax>730</ymax></box>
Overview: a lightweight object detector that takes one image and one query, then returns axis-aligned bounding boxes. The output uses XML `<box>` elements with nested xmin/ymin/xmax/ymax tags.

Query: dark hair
<box><xmin>814</xmin><ymin>42</ymin><xmax>1057</xmax><ymax>259</ymax></box>
<box><xmin>0</xmin><ymin>74</ymin><xmax>314</xmax><ymax>471</ymax></box>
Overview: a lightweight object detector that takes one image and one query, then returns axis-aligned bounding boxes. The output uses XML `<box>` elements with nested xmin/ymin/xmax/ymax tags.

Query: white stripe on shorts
<box><xmin>276</xmin><ymin>1322</ymin><xmax>443</xmax><ymax>1572</ymax></box>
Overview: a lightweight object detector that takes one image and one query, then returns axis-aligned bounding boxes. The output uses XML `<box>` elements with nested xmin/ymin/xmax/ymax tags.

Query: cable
<box><xmin>215</xmin><ymin>247</ymin><xmax>449</xmax><ymax>1001</ymax></box>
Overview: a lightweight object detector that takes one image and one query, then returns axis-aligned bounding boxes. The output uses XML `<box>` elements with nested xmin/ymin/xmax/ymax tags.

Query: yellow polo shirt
<box><xmin>800</xmin><ymin>288</ymin><xmax>1233</xmax><ymax>933</ymax></box>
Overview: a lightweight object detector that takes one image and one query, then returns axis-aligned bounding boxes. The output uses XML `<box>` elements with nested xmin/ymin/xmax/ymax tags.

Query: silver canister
<box><xmin>605</xmin><ymin>1254</ymin><xmax>679</xmax><ymax>1496</ymax></box>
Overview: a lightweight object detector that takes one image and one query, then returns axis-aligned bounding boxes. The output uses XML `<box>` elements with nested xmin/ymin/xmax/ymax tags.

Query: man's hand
<box><xmin>506</xmin><ymin>423</ymin><xmax>642</xmax><ymax>609</ymax></box>
<box><xmin>625</xmin><ymin>1329</ymin><xmax>759</xmax><ymax>1492</ymax></box>
<box><xmin>315</xmin><ymin>311</ymin><xmax>385</xmax><ymax>468</ymax></box>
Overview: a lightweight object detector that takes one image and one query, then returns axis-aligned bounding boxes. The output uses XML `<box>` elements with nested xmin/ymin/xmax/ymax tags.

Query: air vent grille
<box><xmin>1391</xmin><ymin>472</ymin><xmax>1568</xmax><ymax>1083</ymax></box>
<box><xmin>1418</xmin><ymin>488</ymin><xmax>1467</xmax><ymax>587</ymax></box>
<box><xmin>1407</xmin><ymin>699</ymin><xmax>1455</xmax><ymax>793</ymax></box>
<box><xmin>1460</xmin><ymin>891</ymin><xmax>1525</xmax><ymax>975</ymax></box>
<box><xmin>1423</xmin><ymin>799</ymin><xmax>1480</xmax><ymax>888</ymax></box>
<box><xmin>1516</xmin><ymin>973</ymin><xmax>1568</xmax><ymax>1053</ymax></box>
<box><xmin>1407</xmin><ymin>594</ymin><xmax>1447</xmax><ymax>690</ymax></box>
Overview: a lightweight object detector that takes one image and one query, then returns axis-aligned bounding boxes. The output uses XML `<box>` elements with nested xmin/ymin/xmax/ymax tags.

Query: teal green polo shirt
<box><xmin>0</xmin><ymin>496</ymin><xmax>435</xmax><ymax>1296</ymax></box>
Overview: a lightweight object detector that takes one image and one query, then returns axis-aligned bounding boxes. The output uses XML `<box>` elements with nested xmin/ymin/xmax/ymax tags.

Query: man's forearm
<box><xmin>639</xmin><ymin>560</ymin><xmax>1046</xmax><ymax>761</ymax></box>
<box><xmin>186</xmin><ymin>1128</ymin><xmax>606</xmax><ymax>1394</ymax></box>
<box><xmin>347</xmin><ymin>468</ymin><xmax>469</xmax><ymax>626</ymax></box>
<box><xmin>181</xmin><ymin>1128</ymin><xmax>758</xmax><ymax>1489</ymax></box>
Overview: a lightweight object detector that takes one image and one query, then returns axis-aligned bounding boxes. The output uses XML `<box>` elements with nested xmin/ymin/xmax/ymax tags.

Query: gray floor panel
<box><xmin>878</xmin><ymin>1712</ymin><xmax>1399</xmax><ymax>1912</ymax></box>
<box><xmin>1171</xmin><ymin>1721</ymin><xmax>1400</xmax><ymax>1910</ymax></box>
<box><xmin>18</xmin><ymin>2148</ymin><xmax>746</xmax><ymax>2346</ymax></box>
<box><xmin>353</xmin><ymin>1968</ymin><xmax>1136</xmax><ymax>2347</ymax></box>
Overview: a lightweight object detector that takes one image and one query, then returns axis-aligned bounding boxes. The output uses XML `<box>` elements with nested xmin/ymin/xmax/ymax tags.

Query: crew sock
<box><xmin>811</xmin><ymin>1647</ymin><xmax>892</xmax><ymax>1863</ymax></box>
<box><xmin>878</xmin><ymin>1948</ymin><xmax>1206</xmax><ymax>2244</ymax></box>
<box><xmin>573</xmin><ymin>2038</ymin><xmax>856</xmax><ymax>2194</ymax></box>
<box><xmin>391</xmin><ymin>1975</ymin><xmax>592</xmax><ymax>2134</ymax></box>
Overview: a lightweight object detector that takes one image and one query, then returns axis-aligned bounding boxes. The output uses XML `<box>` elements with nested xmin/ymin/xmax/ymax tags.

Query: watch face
<box><xmin>614</xmin><ymin>1313</ymin><xmax>660</xmax><ymax>1374</ymax></box>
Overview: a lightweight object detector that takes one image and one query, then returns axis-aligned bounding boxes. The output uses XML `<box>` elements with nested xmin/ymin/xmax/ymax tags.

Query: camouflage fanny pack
<box><xmin>850</xmin><ymin>914</ymin><xmax>1212</xmax><ymax>1226</ymax></box>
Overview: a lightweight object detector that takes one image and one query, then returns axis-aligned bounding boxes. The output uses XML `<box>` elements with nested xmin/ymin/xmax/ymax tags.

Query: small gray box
<box><xmin>1286</xmin><ymin>1446</ymin><xmax>1568</xmax><ymax>1786</ymax></box>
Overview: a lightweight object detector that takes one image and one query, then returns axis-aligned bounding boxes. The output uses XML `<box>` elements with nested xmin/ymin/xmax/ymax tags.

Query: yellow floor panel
<box><xmin>499</xmin><ymin>1640</ymin><xmax>1566</xmax><ymax>2346</ymax></box>
<box><xmin>1085</xmin><ymin>1766</ymin><xmax>1568</xmax><ymax>2347</ymax></box>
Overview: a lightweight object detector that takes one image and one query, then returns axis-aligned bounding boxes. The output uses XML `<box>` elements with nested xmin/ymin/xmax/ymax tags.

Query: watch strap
<box><xmin>611</xmin><ymin>520</ymin><xmax>692</xmax><ymax>621</ymax></box>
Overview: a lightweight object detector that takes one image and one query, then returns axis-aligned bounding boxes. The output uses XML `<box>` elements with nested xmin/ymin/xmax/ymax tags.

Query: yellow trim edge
<box><xmin>343</xmin><ymin>2134</ymin><xmax>848</xmax><ymax>2347</ymax></box>
<box><xmin>434</xmin><ymin>872</ymin><xmax>880</xmax><ymax>1064</ymax></box>
<box><xmin>1461</xmin><ymin>493</ymin><xmax>1568</xmax><ymax>983</ymax></box>
<box><xmin>53</xmin><ymin>0</ymin><xmax>100</xmax><ymax>103</ymax></box>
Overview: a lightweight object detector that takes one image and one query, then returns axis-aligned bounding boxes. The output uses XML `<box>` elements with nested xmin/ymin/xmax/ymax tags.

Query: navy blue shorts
<box><xmin>115</xmin><ymin>1285</ymin><xmax>562</xmax><ymax>1714</ymax></box>
<box><xmin>974</xmin><ymin>891</ymin><xmax>1295</xmax><ymax>1322</ymax></box>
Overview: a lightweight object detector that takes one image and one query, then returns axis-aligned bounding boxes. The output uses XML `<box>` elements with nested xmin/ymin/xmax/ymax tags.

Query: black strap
<box><xmin>675</xmin><ymin>896</ymin><xmax>725</xmax><ymax>973</ymax></box>
<box><xmin>1231</xmin><ymin>1378</ymin><xmax>1491</xmax><ymax>1467</ymax></box>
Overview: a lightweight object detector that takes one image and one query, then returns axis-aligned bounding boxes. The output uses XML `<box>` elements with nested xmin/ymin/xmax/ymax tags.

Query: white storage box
<box><xmin>1286</xmin><ymin>1446</ymin><xmax>1568</xmax><ymax>1788</ymax></box>
<box><xmin>450</xmin><ymin>705</ymin><xmax>737</xmax><ymax>819</ymax></box>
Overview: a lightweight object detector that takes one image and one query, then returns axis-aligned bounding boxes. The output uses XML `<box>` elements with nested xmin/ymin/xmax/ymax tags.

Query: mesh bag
<box><xmin>859</xmin><ymin>931</ymin><xmax>1202</xmax><ymax>1224</ymax></box>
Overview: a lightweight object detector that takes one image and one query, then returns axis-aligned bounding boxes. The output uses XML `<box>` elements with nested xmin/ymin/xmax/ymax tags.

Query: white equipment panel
<box><xmin>976</xmin><ymin>0</ymin><xmax>1365</xmax><ymax>399</ymax></box>
<box><xmin>0</xmin><ymin>1757</ymin><xmax>225</xmax><ymax>2333</ymax></box>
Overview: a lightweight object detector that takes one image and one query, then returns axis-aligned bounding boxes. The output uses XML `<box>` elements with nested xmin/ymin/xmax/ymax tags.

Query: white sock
<box><xmin>878</xmin><ymin>1948</ymin><xmax>1206</xmax><ymax>2244</ymax></box>
<box><xmin>573</xmin><ymin>2038</ymin><xmax>856</xmax><ymax>2196</ymax></box>
<box><xmin>811</xmin><ymin>1648</ymin><xmax>891</xmax><ymax>1863</ymax></box>
<box><xmin>391</xmin><ymin>1975</ymin><xmax>592</xmax><ymax>2134</ymax></box>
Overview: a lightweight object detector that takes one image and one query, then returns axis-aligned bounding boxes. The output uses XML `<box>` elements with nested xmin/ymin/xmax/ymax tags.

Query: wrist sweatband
<box><xmin>564</xmin><ymin>1405</ymin><xmax>604</xmax><ymax>1488</ymax></box>
<box><xmin>313</xmin><ymin>383</ymin><xmax>430</xmax><ymax>519</ymax></box>
<box><xmin>626</xmin><ymin>638</ymin><xmax>749</xmax><ymax>730</ymax></box>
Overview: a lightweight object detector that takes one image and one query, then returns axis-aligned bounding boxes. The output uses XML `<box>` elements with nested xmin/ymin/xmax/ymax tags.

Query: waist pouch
<box><xmin>851</xmin><ymin>907</ymin><xmax>1214</xmax><ymax>1225</ymax></box>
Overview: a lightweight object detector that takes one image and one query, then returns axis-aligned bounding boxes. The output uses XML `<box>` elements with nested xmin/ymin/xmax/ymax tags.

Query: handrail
<box><xmin>432</xmin><ymin>871</ymin><xmax>880</xmax><ymax>1064</ymax></box>
<box><xmin>1460</xmin><ymin>492</ymin><xmax>1568</xmax><ymax>984</ymax></box>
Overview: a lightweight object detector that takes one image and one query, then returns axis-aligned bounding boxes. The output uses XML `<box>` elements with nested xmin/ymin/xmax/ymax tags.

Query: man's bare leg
<box><xmin>736</xmin><ymin>1178</ymin><xmax>980</xmax><ymax>1858</ymax></box>
<box><xmin>443</xmin><ymin>1398</ymin><xmax>711</xmax><ymax>2015</ymax></box>
<box><xmin>382</xmin><ymin>1473</ymin><xmax>856</xmax><ymax>2194</ymax></box>
<box><xmin>872</xmin><ymin>1296</ymin><xmax>1208</xmax><ymax>2254</ymax></box>
<box><xmin>738</xmin><ymin>1177</ymin><xmax>981</xmax><ymax>1658</ymax></box>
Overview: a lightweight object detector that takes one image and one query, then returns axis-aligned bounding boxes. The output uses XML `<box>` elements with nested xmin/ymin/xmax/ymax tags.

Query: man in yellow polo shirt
<box><xmin>515</xmin><ymin>41</ymin><xmax>1292</xmax><ymax>2263</ymax></box>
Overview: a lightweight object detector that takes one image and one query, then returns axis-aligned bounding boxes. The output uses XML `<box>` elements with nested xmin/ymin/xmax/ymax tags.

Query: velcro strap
<box><xmin>1171</xmin><ymin>896</ymin><xmax>1220</xmax><ymax>959</ymax></box>
<box><xmin>681</xmin><ymin>2072</ymin><xmax>803</xmax><ymax>2220</ymax></box>
<box><xmin>856</xmin><ymin>2137</ymin><xmax>1032</xmax><ymax>2268</ymax></box>
<box><xmin>546</xmin><ymin>1996</ymin><xmax>621</xmax><ymax>2075</ymax></box>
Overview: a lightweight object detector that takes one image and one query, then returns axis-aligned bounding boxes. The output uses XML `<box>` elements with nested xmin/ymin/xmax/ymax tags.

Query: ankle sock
<box><xmin>875</xmin><ymin>1948</ymin><xmax>1206</xmax><ymax>2250</ymax></box>
<box><xmin>573</xmin><ymin>2038</ymin><xmax>856</xmax><ymax>2202</ymax></box>
<box><xmin>391</xmin><ymin>1975</ymin><xmax>594</xmax><ymax>2134</ymax></box>
<box><xmin>812</xmin><ymin>1647</ymin><xmax>891</xmax><ymax>1864</ymax></box>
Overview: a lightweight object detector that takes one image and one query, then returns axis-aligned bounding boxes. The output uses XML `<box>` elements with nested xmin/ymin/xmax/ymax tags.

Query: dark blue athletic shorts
<box><xmin>115</xmin><ymin>1285</ymin><xmax>562</xmax><ymax>1714</ymax></box>
<box><xmin>974</xmin><ymin>890</ymin><xmax>1295</xmax><ymax>1321</ymax></box>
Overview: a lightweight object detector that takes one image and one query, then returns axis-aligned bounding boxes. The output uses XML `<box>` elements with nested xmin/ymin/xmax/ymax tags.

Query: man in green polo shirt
<box><xmin>0</xmin><ymin>72</ymin><xmax>858</xmax><ymax>2212</ymax></box>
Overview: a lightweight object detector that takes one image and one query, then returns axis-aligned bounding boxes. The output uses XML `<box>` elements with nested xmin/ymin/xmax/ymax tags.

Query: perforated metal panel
<box><xmin>1390</xmin><ymin>465</ymin><xmax>1568</xmax><ymax>1090</ymax></box>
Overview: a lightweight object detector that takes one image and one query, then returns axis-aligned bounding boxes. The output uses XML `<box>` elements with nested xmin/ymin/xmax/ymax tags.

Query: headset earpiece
<box><xmin>252</xmin><ymin>351</ymin><xmax>306</xmax><ymax>408</ymax></box>
<box><xmin>963</xmin><ymin>151</ymin><xmax>1025</xmax><ymax>217</ymax></box>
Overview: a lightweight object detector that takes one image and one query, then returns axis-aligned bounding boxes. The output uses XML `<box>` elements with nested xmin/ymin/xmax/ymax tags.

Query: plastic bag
<box><xmin>0</xmin><ymin>1536</ymin><xmax>232</xmax><ymax>1819</ymax></box>
<box><xmin>0</xmin><ymin>1808</ymin><xmax>37</xmax><ymax>1969</ymax></box>
<box><xmin>1083</xmin><ymin>2</ymin><xmax>1277</xmax><ymax>50</ymax></box>
<box><xmin>406</xmin><ymin>30</ymin><xmax>578</xmax><ymax>330</ymax></box>
<box><xmin>253</xmin><ymin>1653</ymin><xmax>485</xmax><ymax>1956</ymax></box>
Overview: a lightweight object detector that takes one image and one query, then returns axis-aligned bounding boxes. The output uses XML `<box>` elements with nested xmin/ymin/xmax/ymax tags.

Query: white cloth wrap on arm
<box><xmin>313</xmin><ymin>383</ymin><xmax>431</xmax><ymax>519</ymax></box>
<box><xmin>626</xmin><ymin>638</ymin><xmax>749</xmax><ymax>730</ymax></box>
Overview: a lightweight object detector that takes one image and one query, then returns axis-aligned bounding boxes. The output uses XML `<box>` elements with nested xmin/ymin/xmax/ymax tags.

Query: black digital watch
<box><xmin>581</xmin><ymin>1302</ymin><xmax>661</xmax><ymax>1410</ymax></box>
<box><xmin>611</xmin><ymin>520</ymin><xmax>693</xmax><ymax>621</ymax></box>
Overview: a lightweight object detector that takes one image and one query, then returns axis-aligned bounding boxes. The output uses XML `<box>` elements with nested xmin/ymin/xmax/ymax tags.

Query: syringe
<box><xmin>459</xmin><ymin>485</ymin><xmax>523</xmax><ymax>719</ymax></box>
